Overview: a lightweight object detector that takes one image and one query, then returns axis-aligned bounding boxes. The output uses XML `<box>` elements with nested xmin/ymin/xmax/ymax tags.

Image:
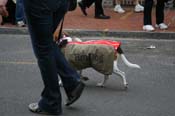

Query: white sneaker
<box><xmin>114</xmin><ymin>5</ymin><xmax>125</xmax><ymax>13</ymax></box>
<box><xmin>155</xmin><ymin>23</ymin><xmax>168</xmax><ymax>29</ymax></box>
<box><xmin>143</xmin><ymin>25</ymin><xmax>155</xmax><ymax>31</ymax></box>
<box><xmin>17</xmin><ymin>21</ymin><xmax>26</xmax><ymax>27</ymax></box>
<box><xmin>134</xmin><ymin>4</ymin><xmax>144</xmax><ymax>12</ymax></box>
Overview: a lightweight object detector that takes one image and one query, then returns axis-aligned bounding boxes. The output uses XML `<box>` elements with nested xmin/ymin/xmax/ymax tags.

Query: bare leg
<box><xmin>134</xmin><ymin>0</ymin><xmax>139</xmax><ymax>5</ymax></box>
<box><xmin>0</xmin><ymin>15</ymin><xmax>3</xmax><ymax>25</ymax></box>
<box><xmin>115</xmin><ymin>0</ymin><xmax>121</xmax><ymax>4</ymax></box>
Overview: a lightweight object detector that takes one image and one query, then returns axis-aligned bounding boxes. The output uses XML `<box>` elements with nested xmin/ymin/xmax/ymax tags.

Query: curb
<box><xmin>0</xmin><ymin>27</ymin><xmax>175</xmax><ymax>40</ymax></box>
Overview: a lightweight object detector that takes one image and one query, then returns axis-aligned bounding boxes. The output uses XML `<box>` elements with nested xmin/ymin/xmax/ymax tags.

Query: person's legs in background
<box><xmin>114</xmin><ymin>0</ymin><xmax>144</xmax><ymax>13</ymax></box>
<box><xmin>143</xmin><ymin>0</ymin><xmax>155</xmax><ymax>31</ymax></box>
<box><xmin>78</xmin><ymin>0</ymin><xmax>110</xmax><ymax>19</ymax></box>
<box><xmin>134</xmin><ymin>0</ymin><xmax>144</xmax><ymax>12</ymax></box>
<box><xmin>78</xmin><ymin>0</ymin><xmax>95</xmax><ymax>16</ymax></box>
<box><xmin>94</xmin><ymin>0</ymin><xmax>110</xmax><ymax>19</ymax></box>
<box><xmin>155</xmin><ymin>0</ymin><xmax>168</xmax><ymax>29</ymax></box>
<box><xmin>113</xmin><ymin>0</ymin><xmax>125</xmax><ymax>13</ymax></box>
<box><xmin>15</xmin><ymin>0</ymin><xmax>26</xmax><ymax>27</ymax></box>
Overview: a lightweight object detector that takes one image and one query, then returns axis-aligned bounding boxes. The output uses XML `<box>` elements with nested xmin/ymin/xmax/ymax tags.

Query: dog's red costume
<box><xmin>69</xmin><ymin>40</ymin><xmax>121</xmax><ymax>50</ymax></box>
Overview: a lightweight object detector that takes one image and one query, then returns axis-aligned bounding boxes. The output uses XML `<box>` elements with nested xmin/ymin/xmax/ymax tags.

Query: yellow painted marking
<box><xmin>120</xmin><ymin>11</ymin><xmax>133</xmax><ymax>20</ymax></box>
<box><xmin>0</xmin><ymin>61</ymin><xmax>37</xmax><ymax>65</ymax></box>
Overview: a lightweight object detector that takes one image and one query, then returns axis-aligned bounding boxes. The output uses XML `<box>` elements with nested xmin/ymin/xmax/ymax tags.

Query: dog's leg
<box><xmin>78</xmin><ymin>70</ymin><xmax>89</xmax><ymax>81</ymax></box>
<box><xmin>113</xmin><ymin>58</ymin><xmax>128</xmax><ymax>89</ymax></box>
<box><xmin>97</xmin><ymin>75</ymin><xmax>109</xmax><ymax>87</ymax></box>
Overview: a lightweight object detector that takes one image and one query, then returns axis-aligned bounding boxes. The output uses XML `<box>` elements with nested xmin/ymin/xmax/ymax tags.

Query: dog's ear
<box><xmin>62</xmin><ymin>31</ymin><xmax>69</xmax><ymax>37</ymax></box>
<box><xmin>53</xmin><ymin>29</ymin><xmax>59</xmax><ymax>42</ymax></box>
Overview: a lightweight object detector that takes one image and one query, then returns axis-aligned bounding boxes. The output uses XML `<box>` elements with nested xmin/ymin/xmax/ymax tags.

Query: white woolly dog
<box><xmin>57</xmin><ymin>35</ymin><xmax>141</xmax><ymax>89</ymax></box>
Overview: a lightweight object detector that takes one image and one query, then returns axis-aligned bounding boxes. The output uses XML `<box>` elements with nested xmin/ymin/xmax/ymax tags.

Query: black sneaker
<box><xmin>28</xmin><ymin>103</ymin><xmax>62</xmax><ymax>115</ymax></box>
<box><xmin>95</xmin><ymin>14</ymin><xmax>110</xmax><ymax>19</ymax></box>
<box><xmin>65</xmin><ymin>81</ymin><xmax>85</xmax><ymax>106</ymax></box>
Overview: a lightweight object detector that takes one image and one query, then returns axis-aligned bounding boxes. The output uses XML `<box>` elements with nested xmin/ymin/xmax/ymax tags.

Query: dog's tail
<box><xmin>120</xmin><ymin>54</ymin><xmax>141</xmax><ymax>69</ymax></box>
<box><xmin>117</xmin><ymin>47</ymin><xmax>141</xmax><ymax>69</ymax></box>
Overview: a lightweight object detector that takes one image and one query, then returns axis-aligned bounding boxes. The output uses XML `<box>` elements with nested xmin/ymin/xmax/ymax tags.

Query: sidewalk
<box><xmin>0</xmin><ymin>6</ymin><xmax>175</xmax><ymax>39</ymax></box>
<box><xmin>64</xmin><ymin>6</ymin><xmax>175</xmax><ymax>32</ymax></box>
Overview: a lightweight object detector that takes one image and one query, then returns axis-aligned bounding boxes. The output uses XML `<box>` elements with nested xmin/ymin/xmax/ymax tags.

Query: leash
<box><xmin>57</xmin><ymin>17</ymin><xmax>64</xmax><ymax>41</ymax></box>
<box><xmin>56</xmin><ymin>16</ymin><xmax>69</xmax><ymax>48</ymax></box>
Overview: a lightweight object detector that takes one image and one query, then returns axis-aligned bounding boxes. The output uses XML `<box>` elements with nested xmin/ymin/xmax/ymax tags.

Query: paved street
<box><xmin>0</xmin><ymin>34</ymin><xmax>175</xmax><ymax>116</ymax></box>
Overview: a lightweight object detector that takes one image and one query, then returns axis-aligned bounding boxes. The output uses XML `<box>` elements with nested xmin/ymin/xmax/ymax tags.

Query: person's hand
<box><xmin>53</xmin><ymin>28</ymin><xmax>59</xmax><ymax>42</ymax></box>
<box><xmin>0</xmin><ymin>0</ymin><xmax>8</xmax><ymax>17</ymax></box>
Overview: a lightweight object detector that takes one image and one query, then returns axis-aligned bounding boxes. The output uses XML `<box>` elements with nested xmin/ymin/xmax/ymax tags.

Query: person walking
<box><xmin>0</xmin><ymin>0</ymin><xmax>85</xmax><ymax>115</ymax></box>
<box><xmin>114</xmin><ymin>0</ymin><xmax>144</xmax><ymax>13</ymax></box>
<box><xmin>78</xmin><ymin>0</ymin><xmax>110</xmax><ymax>19</ymax></box>
<box><xmin>143</xmin><ymin>0</ymin><xmax>168</xmax><ymax>31</ymax></box>
<box><xmin>15</xmin><ymin>0</ymin><xmax>26</xmax><ymax>27</ymax></box>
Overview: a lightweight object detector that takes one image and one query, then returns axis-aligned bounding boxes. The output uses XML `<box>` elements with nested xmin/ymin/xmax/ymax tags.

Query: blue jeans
<box><xmin>15</xmin><ymin>0</ymin><xmax>25</xmax><ymax>22</ymax></box>
<box><xmin>23</xmin><ymin>0</ymin><xmax>80</xmax><ymax>113</ymax></box>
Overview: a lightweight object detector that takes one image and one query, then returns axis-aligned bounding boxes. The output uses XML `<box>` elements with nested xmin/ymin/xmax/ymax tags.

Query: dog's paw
<box><xmin>96</xmin><ymin>83</ymin><xmax>105</xmax><ymax>88</ymax></box>
<box><xmin>124</xmin><ymin>83</ymin><xmax>128</xmax><ymax>90</ymax></box>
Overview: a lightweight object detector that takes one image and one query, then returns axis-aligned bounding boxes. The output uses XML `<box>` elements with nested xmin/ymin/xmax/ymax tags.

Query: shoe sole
<box><xmin>65</xmin><ymin>82</ymin><xmax>85</xmax><ymax>106</ymax></box>
<box><xmin>143</xmin><ymin>27</ymin><xmax>154</xmax><ymax>32</ymax></box>
<box><xmin>29</xmin><ymin>109</ymin><xmax>61</xmax><ymax>115</ymax></box>
<box><xmin>29</xmin><ymin>103</ymin><xmax>62</xmax><ymax>115</ymax></box>
<box><xmin>155</xmin><ymin>25</ymin><xmax>168</xmax><ymax>30</ymax></box>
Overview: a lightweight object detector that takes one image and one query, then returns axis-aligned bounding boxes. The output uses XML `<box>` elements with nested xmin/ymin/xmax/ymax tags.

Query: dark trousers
<box><xmin>144</xmin><ymin>0</ymin><xmax>166</xmax><ymax>25</ymax></box>
<box><xmin>23</xmin><ymin>0</ymin><xmax>80</xmax><ymax>112</ymax></box>
<box><xmin>81</xmin><ymin>0</ymin><xmax>104</xmax><ymax>16</ymax></box>
<box><xmin>15</xmin><ymin>0</ymin><xmax>25</xmax><ymax>22</ymax></box>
